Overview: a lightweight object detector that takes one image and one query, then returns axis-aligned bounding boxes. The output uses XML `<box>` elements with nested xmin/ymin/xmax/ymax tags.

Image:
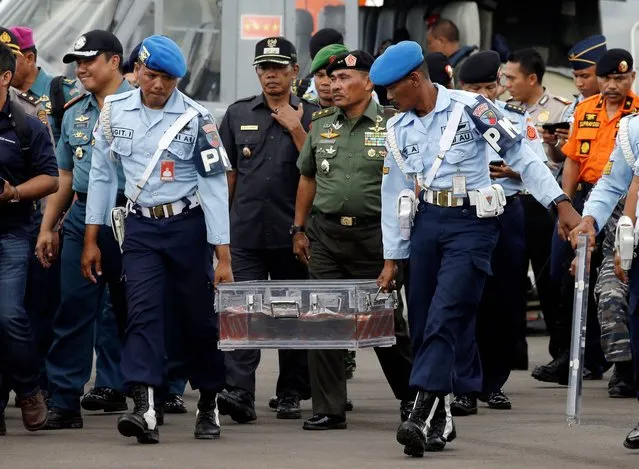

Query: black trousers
<box><xmin>306</xmin><ymin>214</ymin><xmax>413</xmax><ymax>416</ymax></box>
<box><xmin>521</xmin><ymin>194</ymin><xmax>557</xmax><ymax>358</ymax></box>
<box><xmin>224</xmin><ymin>247</ymin><xmax>310</xmax><ymax>399</ymax></box>
<box><xmin>551</xmin><ymin>186</ymin><xmax>606</xmax><ymax>369</ymax></box>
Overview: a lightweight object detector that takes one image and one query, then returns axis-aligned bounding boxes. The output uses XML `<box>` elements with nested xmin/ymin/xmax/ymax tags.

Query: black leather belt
<box><xmin>76</xmin><ymin>191</ymin><xmax>127</xmax><ymax>206</ymax></box>
<box><xmin>319</xmin><ymin>212</ymin><xmax>381</xmax><ymax>227</ymax></box>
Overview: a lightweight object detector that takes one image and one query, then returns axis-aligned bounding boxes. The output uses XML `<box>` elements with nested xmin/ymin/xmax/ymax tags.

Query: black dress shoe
<box><xmin>164</xmin><ymin>394</ymin><xmax>188</xmax><ymax>414</ymax></box>
<box><xmin>276</xmin><ymin>395</ymin><xmax>301</xmax><ymax>420</ymax></box>
<box><xmin>303</xmin><ymin>414</ymin><xmax>346</xmax><ymax>430</ymax></box>
<box><xmin>81</xmin><ymin>387</ymin><xmax>128</xmax><ymax>412</ymax></box>
<box><xmin>624</xmin><ymin>423</ymin><xmax>639</xmax><ymax>449</ymax></box>
<box><xmin>217</xmin><ymin>388</ymin><xmax>256</xmax><ymax>424</ymax></box>
<box><xmin>344</xmin><ymin>399</ymin><xmax>353</xmax><ymax>412</ymax></box>
<box><xmin>400</xmin><ymin>399</ymin><xmax>414</xmax><ymax>422</ymax></box>
<box><xmin>479</xmin><ymin>390</ymin><xmax>512</xmax><ymax>410</ymax></box>
<box><xmin>532</xmin><ymin>351</ymin><xmax>569</xmax><ymax>384</ymax></box>
<box><xmin>0</xmin><ymin>412</ymin><xmax>5</xmax><ymax>436</ymax></box>
<box><xmin>43</xmin><ymin>408</ymin><xmax>83</xmax><ymax>430</ymax></box>
<box><xmin>450</xmin><ymin>395</ymin><xmax>477</xmax><ymax>416</ymax></box>
<box><xmin>194</xmin><ymin>392</ymin><xmax>221</xmax><ymax>440</ymax></box>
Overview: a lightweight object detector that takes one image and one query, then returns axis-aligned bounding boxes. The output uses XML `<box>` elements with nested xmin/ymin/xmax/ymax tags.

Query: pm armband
<box><xmin>467</xmin><ymin>96</ymin><xmax>523</xmax><ymax>156</ymax></box>
<box><xmin>195</xmin><ymin>115</ymin><xmax>231</xmax><ymax>177</ymax></box>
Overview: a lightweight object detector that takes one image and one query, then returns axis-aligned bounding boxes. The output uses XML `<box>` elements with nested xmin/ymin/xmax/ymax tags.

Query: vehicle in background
<box><xmin>4</xmin><ymin>0</ymin><xmax>638</xmax><ymax>119</ymax></box>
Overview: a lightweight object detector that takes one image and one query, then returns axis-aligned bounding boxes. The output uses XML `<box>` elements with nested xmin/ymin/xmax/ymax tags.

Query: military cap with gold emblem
<box><xmin>253</xmin><ymin>36</ymin><xmax>297</xmax><ymax>66</ymax></box>
<box><xmin>568</xmin><ymin>35</ymin><xmax>607</xmax><ymax>71</ymax></box>
<box><xmin>596</xmin><ymin>48</ymin><xmax>633</xmax><ymax>77</ymax></box>
<box><xmin>0</xmin><ymin>27</ymin><xmax>23</xmax><ymax>56</ymax></box>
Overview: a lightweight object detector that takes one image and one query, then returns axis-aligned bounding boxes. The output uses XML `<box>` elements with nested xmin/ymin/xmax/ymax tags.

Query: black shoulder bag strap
<box><xmin>50</xmin><ymin>75</ymin><xmax>66</xmax><ymax>130</ymax></box>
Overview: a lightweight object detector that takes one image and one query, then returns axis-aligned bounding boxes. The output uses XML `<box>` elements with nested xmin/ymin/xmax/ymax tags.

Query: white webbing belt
<box><xmin>421</xmin><ymin>102</ymin><xmax>465</xmax><ymax>189</ymax></box>
<box><xmin>129</xmin><ymin>107</ymin><xmax>200</xmax><ymax>203</ymax></box>
<box><xmin>618</xmin><ymin>116</ymin><xmax>637</xmax><ymax>167</ymax></box>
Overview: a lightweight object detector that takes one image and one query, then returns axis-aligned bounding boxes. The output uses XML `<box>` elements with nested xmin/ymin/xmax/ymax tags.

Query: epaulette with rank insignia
<box><xmin>63</xmin><ymin>93</ymin><xmax>89</xmax><ymax>110</ymax></box>
<box><xmin>312</xmin><ymin>107</ymin><xmax>337</xmax><ymax>121</ymax></box>
<box><xmin>504</xmin><ymin>103</ymin><xmax>526</xmax><ymax>115</ymax></box>
<box><xmin>554</xmin><ymin>95</ymin><xmax>572</xmax><ymax>105</ymax></box>
<box><xmin>16</xmin><ymin>91</ymin><xmax>38</xmax><ymax>106</ymax></box>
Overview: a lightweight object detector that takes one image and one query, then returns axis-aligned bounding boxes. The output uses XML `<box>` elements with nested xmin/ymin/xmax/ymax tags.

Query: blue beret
<box><xmin>139</xmin><ymin>35</ymin><xmax>187</xmax><ymax>78</ymax></box>
<box><xmin>370</xmin><ymin>41</ymin><xmax>424</xmax><ymax>86</ymax></box>
<box><xmin>568</xmin><ymin>35</ymin><xmax>606</xmax><ymax>71</ymax></box>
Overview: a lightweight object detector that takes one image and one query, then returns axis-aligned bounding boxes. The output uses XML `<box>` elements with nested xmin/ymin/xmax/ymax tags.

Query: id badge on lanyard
<box><xmin>452</xmin><ymin>172</ymin><xmax>467</xmax><ymax>198</ymax></box>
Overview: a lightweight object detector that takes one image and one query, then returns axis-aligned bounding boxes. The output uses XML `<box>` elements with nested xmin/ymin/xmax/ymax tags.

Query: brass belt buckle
<box><xmin>436</xmin><ymin>191</ymin><xmax>448</xmax><ymax>207</ymax></box>
<box><xmin>152</xmin><ymin>205</ymin><xmax>164</xmax><ymax>219</ymax></box>
<box><xmin>340</xmin><ymin>216</ymin><xmax>354</xmax><ymax>226</ymax></box>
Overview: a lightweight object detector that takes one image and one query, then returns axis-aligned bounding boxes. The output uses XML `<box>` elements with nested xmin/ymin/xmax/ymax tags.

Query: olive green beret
<box><xmin>310</xmin><ymin>43</ymin><xmax>348</xmax><ymax>74</ymax></box>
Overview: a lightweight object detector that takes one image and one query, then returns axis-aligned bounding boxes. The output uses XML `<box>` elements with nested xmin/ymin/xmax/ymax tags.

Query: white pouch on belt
<box><xmin>397</xmin><ymin>189</ymin><xmax>416</xmax><ymax>240</ymax></box>
<box><xmin>111</xmin><ymin>207</ymin><xmax>127</xmax><ymax>252</ymax></box>
<box><xmin>615</xmin><ymin>215</ymin><xmax>636</xmax><ymax>270</ymax></box>
<box><xmin>473</xmin><ymin>184</ymin><xmax>506</xmax><ymax>218</ymax></box>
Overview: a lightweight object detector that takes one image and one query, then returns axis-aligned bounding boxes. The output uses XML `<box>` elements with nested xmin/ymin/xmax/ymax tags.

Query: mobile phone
<box><xmin>542</xmin><ymin>122</ymin><xmax>570</xmax><ymax>133</ymax></box>
<box><xmin>489</xmin><ymin>160</ymin><xmax>505</xmax><ymax>167</ymax></box>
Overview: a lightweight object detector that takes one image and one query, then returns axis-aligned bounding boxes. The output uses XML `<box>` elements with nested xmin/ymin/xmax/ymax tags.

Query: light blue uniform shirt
<box><xmin>56</xmin><ymin>79</ymin><xmax>131</xmax><ymax>193</ymax></box>
<box><xmin>491</xmin><ymin>101</ymin><xmax>547</xmax><ymax>196</ymax></box>
<box><xmin>85</xmin><ymin>88</ymin><xmax>230</xmax><ymax>246</ymax></box>
<box><xmin>381</xmin><ymin>84</ymin><xmax>564</xmax><ymax>259</ymax></box>
<box><xmin>582</xmin><ymin>114</ymin><xmax>639</xmax><ymax>231</ymax></box>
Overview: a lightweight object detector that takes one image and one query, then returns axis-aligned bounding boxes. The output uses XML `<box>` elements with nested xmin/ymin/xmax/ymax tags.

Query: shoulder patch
<box><xmin>63</xmin><ymin>93</ymin><xmax>89</xmax><ymax>110</ymax></box>
<box><xmin>504</xmin><ymin>103</ymin><xmax>525</xmax><ymax>115</ymax></box>
<box><xmin>312</xmin><ymin>107</ymin><xmax>337</xmax><ymax>121</ymax></box>
<box><xmin>554</xmin><ymin>95</ymin><xmax>572</xmax><ymax>105</ymax></box>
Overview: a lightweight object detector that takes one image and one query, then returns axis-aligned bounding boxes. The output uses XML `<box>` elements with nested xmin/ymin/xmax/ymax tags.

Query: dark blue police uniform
<box><xmin>0</xmin><ymin>96</ymin><xmax>57</xmax><ymax>406</ymax></box>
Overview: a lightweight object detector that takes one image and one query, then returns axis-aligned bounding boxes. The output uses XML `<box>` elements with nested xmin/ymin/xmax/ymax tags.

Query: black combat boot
<box><xmin>532</xmin><ymin>350</ymin><xmax>570</xmax><ymax>384</ymax></box>
<box><xmin>424</xmin><ymin>394</ymin><xmax>456</xmax><ymax>452</ymax></box>
<box><xmin>117</xmin><ymin>384</ymin><xmax>159</xmax><ymax>444</ymax></box>
<box><xmin>397</xmin><ymin>391</ymin><xmax>446</xmax><ymax>458</ymax></box>
<box><xmin>194</xmin><ymin>391</ymin><xmax>221</xmax><ymax>440</ymax></box>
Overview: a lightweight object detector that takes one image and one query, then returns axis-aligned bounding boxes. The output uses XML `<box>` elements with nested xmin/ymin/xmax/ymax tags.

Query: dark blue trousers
<box><xmin>408</xmin><ymin>202</ymin><xmax>499</xmax><ymax>393</ymax></box>
<box><xmin>47</xmin><ymin>202</ymin><xmax>126</xmax><ymax>412</ymax></box>
<box><xmin>120</xmin><ymin>207</ymin><xmax>225</xmax><ymax>392</ymax></box>
<box><xmin>625</xmin><ymin>260</ymin><xmax>639</xmax><ymax>398</ymax></box>
<box><xmin>476</xmin><ymin>198</ymin><xmax>527</xmax><ymax>394</ymax></box>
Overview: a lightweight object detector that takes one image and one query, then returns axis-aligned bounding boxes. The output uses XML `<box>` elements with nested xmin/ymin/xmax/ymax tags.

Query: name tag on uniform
<box><xmin>174</xmin><ymin>132</ymin><xmax>195</xmax><ymax>144</ymax></box>
<box><xmin>112</xmin><ymin>127</ymin><xmax>133</xmax><ymax>139</ymax></box>
<box><xmin>452</xmin><ymin>175</ymin><xmax>467</xmax><ymax>197</ymax></box>
<box><xmin>241</xmin><ymin>125</ymin><xmax>259</xmax><ymax>131</ymax></box>
<box><xmin>160</xmin><ymin>160</ymin><xmax>175</xmax><ymax>182</ymax></box>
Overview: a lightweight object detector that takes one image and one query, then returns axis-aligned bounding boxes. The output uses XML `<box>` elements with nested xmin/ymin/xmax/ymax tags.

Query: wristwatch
<box><xmin>551</xmin><ymin>194</ymin><xmax>571</xmax><ymax>208</ymax></box>
<box><xmin>289</xmin><ymin>224</ymin><xmax>305</xmax><ymax>236</ymax></box>
<box><xmin>8</xmin><ymin>185</ymin><xmax>20</xmax><ymax>203</ymax></box>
